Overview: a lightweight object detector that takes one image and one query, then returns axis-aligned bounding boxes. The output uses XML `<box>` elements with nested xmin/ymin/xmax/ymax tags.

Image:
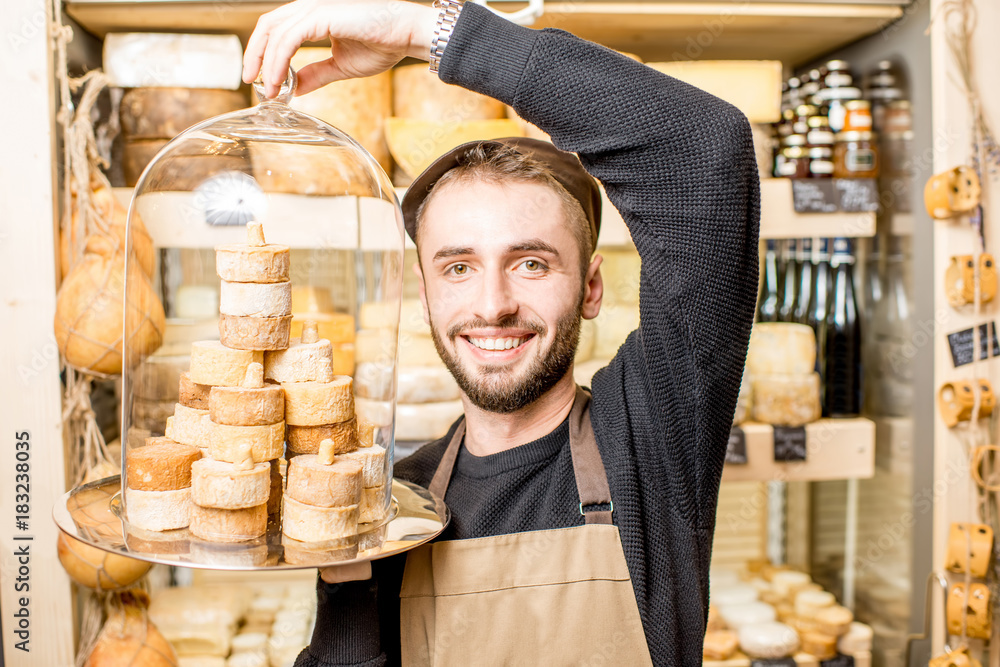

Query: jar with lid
<box><xmin>834</xmin><ymin>131</ymin><xmax>879</xmax><ymax>178</ymax></box>
<box><xmin>843</xmin><ymin>100</ymin><xmax>873</xmax><ymax>132</ymax></box>
<box><xmin>801</xmin><ymin>69</ymin><xmax>824</xmax><ymax>103</ymax></box>
<box><xmin>821</xmin><ymin>87</ymin><xmax>863</xmax><ymax>133</ymax></box>
<box><xmin>774</xmin><ymin>134</ymin><xmax>809</xmax><ymax>178</ymax></box>
<box><xmin>806</xmin><ymin>116</ymin><xmax>834</xmax><ymax>149</ymax></box>
<box><xmin>793</xmin><ymin>104</ymin><xmax>819</xmax><ymax>135</ymax></box>
<box><xmin>809</xmin><ymin>146</ymin><xmax>835</xmax><ymax>178</ymax></box>
<box><xmin>824</xmin><ymin>60</ymin><xmax>854</xmax><ymax>89</ymax></box>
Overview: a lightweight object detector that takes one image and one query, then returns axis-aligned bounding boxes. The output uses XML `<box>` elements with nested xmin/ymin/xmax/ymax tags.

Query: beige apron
<box><xmin>399</xmin><ymin>387</ymin><xmax>654</xmax><ymax>666</ymax></box>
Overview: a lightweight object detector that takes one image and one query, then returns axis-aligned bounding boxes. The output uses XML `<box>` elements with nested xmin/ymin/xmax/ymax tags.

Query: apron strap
<box><xmin>427</xmin><ymin>386</ymin><xmax>613</xmax><ymax>525</ymax></box>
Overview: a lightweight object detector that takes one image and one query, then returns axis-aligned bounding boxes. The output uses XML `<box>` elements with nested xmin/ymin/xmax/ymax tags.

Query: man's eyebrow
<box><xmin>433</xmin><ymin>246</ymin><xmax>475</xmax><ymax>261</ymax></box>
<box><xmin>507</xmin><ymin>240</ymin><xmax>560</xmax><ymax>257</ymax></box>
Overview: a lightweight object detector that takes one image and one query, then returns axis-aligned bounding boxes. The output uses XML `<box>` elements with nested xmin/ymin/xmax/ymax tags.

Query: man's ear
<box><xmin>414</xmin><ymin>261</ymin><xmax>430</xmax><ymax>325</ymax></box>
<box><xmin>581</xmin><ymin>254</ymin><xmax>604</xmax><ymax>320</ymax></box>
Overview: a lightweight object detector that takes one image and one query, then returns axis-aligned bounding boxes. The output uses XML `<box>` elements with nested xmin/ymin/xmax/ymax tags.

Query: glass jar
<box><xmin>822</xmin><ymin>87</ymin><xmax>863</xmax><ymax>133</ymax></box>
<box><xmin>834</xmin><ymin>131</ymin><xmax>879</xmax><ymax>178</ymax></box>
<box><xmin>776</xmin><ymin>146</ymin><xmax>810</xmax><ymax>178</ymax></box>
<box><xmin>806</xmin><ymin>116</ymin><xmax>834</xmax><ymax>149</ymax></box>
<box><xmin>809</xmin><ymin>146</ymin><xmax>835</xmax><ymax>178</ymax></box>
<box><xmin>843</xmin><ymin>100</ymin><xmax>873</xmax><ymax>132</ymax></box>
<box><xmin>793</xmin><ymin>104</ymin><xmax>819</xmax><ymax>135</ymax></box>
<box><xmin>824</xmin><ymin>60</ymin><xmax>854</xmax><ymax>89</ymax></box>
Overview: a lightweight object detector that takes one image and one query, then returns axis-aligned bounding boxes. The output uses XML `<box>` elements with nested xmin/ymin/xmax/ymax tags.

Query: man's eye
<box><xmin>522</xmin><ymin>260</ymin><xmax>543</xmax><ymax>271</ymax></box>
<box><xmin>451</xmin><ymin>264</ymin><xmax>468</xmax><ymax>275</ymax></box>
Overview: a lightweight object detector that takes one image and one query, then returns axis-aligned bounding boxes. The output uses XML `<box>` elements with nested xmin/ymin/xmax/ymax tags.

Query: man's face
<box><xmin>416</xmin><ymin>177</ymin><xmax>602</xmax><ymax>414</ymax></box>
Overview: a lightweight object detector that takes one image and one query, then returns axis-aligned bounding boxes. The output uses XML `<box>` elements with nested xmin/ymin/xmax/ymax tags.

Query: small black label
<box><xmin>726</xmin><ymin>427</ymin><xmax>748</xmax><ymax>464</ymax></box>
<box><xmin>790</xmin><ymin>178</ymin><xmax>879</xmax><ymax>213</ymax></box>
<box><xmin>821</xmin><ymin>656</ymin><xmax>855</xmax><ymax>667</ymax></box>
<box><xmin>773</xmin><ymin>426</ymin><xmax>807</xmax><ymax>462</ymax></box>
<box><xmin>947</xmin><ymin>322</ymin><xmax>1000</xmax><ymax>367</ymax></box>
<box><xmin>751</xmin><ymin>659</ymin><xmax>797</xmax><ymax>667</ymax></box>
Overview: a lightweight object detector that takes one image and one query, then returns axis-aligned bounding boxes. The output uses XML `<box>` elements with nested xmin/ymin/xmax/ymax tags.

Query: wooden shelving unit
<box><xmin>758</xmin><ymin>178</ymin><xmax>877</xmax><ymax>240</ymax></box>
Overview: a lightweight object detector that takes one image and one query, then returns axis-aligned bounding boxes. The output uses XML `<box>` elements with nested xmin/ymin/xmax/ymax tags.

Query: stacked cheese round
<box><xmin>125</xmin><ymin>437</ymin><xmax>201</xmax><ymax>531</ymax></box>
<box><xmin>283</xmin><ymin>440</ymin><xmax>363</xmax><ymax>543</ymax></box>
<box><xmin>747</xmin><ymin>323</ymin><xmax>822</xmax><ymax>427</ymax></box>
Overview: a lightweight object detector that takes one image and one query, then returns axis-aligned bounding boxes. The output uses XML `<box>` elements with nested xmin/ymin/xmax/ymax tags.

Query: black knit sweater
<box><xmin>297</xmin><ymin>4</ymin><xmax>759</xmax><ymax>666</ymax></box>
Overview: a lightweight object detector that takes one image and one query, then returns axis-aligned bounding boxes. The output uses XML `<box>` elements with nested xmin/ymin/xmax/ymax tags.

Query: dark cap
<box><xmin>401</xmin><ymin>137</ymin><xmax>602</xmax><ymax>246</ymax></box>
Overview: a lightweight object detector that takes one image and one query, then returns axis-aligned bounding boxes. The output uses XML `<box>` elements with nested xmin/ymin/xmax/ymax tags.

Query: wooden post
<box><xmin>0</xmin><ymin>0</ymin><xmax>75</xmax><ymax>664</ymax></box>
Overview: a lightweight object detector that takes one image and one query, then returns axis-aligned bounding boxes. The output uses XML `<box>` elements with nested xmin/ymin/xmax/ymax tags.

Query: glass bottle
<box><xmin>873</xmin><ymin>237</ymin><xmax>914</xmax><ymax>416</ymax></box>
<box><xmin>824</xmin><ymin>238</ymin><xmax>862</xmax><ymax>417</ymax></box>
<box><xmin>793</xmin><ymin>238</ymin><xmax>814</xmax><ymax>325</ymax></box>
<box><xmin>779</xmin><ymin>239</ymin><xmax>800</xmax><ymax>322</ymax></box>
<box><xmin>862</xmin><ymin>236</ymin><xmax>883</xmax><ymax>414</ymax></box>
<box><xmin>757</xmin><ymin>240</ymin><xmax>781</xmax><ymax>323</ymax></box>
<box><xmin>808</xmin><ymin>239</ymin><xmax>833</xmax><ymax>380</ymax></box>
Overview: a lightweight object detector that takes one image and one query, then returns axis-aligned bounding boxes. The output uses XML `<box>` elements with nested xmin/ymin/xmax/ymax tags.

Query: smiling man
<box><xmin>243</xmin><ymin>0</ymin><xmax>760</xmax><ymax>663</ymax></box>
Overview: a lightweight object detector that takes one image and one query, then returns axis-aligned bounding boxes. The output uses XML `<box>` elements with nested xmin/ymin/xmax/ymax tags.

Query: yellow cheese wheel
<box><xmin>287</xmin><ymin>420</ymin><xmax>359</xmax><ymax>455</ymax></box>
<box><xmin>385</xmin><ymin>118</ymin><xmax>524</xmax><ymax>179</ymax></box>
<box><xmin>189</xmin><ymin>503</ymin><xmax>267</xmax><ymax>542</ymax></box>
<box><xmin>286</xmin><ymin>455</ymin><xmax>363</xmax><ymax>508</ymax></box>
<box><xmin>219</xmin><ymin>314</ymin><xmax>292</xmax><ymax>351</ymax></box>
<box><xmin>281</xmin><ymin>497</ymin><xmax>359</xmax><ymax>543</ymax></box>
<box><xmin>282</xmin><ymin>377</ymin><xmax>355</xmax><ymax>426</ymax></box>
<box><xmin>209</xmin><ymin>422</ymin><xmax>285</xmax><ymax>463</ymax></box>
<box><xmin>126</xmin><ymin>437</ymin><xmax>201</xmax><ymax>491</ymax></box>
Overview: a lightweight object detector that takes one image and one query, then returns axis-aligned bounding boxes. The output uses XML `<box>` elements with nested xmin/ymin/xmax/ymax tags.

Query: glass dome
<box><xmin>119</xmin><ymin>71</ymin><xmax>404</xmax><ymax>566</ymax></box>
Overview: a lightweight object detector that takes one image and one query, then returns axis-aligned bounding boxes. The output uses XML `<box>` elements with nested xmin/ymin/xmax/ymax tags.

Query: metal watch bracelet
<box><xmin>430</xmin><ymin>0</ymin><xmax>463</xmax><ymax>73</ymax></box>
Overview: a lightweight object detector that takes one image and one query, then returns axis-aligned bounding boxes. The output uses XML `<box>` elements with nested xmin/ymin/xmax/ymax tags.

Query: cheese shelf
<box><xmin>721</xmin><ymin>417</ymin><xmax>876</xmax><ymax>483</ymax></box>
<box><xmin>66</xmin><ymin>0</ymin><xmax>904</xmax><ymax>66</ymax></box>
<box><xmin>758</xmin><ymin>178</ymin><xmax>876</xmax><ymax>240</ymax></box>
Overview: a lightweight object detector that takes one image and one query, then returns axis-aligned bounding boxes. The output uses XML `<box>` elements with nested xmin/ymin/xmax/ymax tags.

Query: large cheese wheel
<box><xmin>165</xmin><ymin>404</ymin><xmax>215</xmax><ymax>449</ymax></box>
<box><xmin>339</xmin><ymin>444</ymin><xmax>387</xmax><ymax>488</ymax></box>
<box><xmin>751</xmin><ymin>373</ymin><xmax>821</xmax><ymax>427</ymax></box>
<box><xmin>286</xmin><ymin>455</ymin><xmax>363</xmax><ymax>508</ymax></box>
<box><xmin>250</xmin><ymin>142</ymin><xmax>374</xmax><ymax>197</ymax></box>
<box><xmin>282</xmin><ymin>377</ymin><xmax>354</xmax><ymax>426</ymax></box>
<box><xmin>836</xmin><ymin>622</ymin><xmax>873</xmax><ymax>654</ymax></box>
<box><xmin>219</xmin><ymin>280</ymin><xmax>292</xmax><ymax>318</ymax></box>
<box><xmin>738</xmin><ymin>622</ymin><xmax>800</xmax><ymax>659</ymax></box>
<box><xmin>191</xmin><ymin>459</ymin><xmax>270</xmax><ymax>509</ymax></box>
<box><xmin>103</xmin><ymin>33</ymin><xmax>243</xmax><ymax>89</ymax></box>
<box><xmin>190</xmin><ymin>503</ymin><xmax>267</xmax><ymax>542</ymax></box>
<box><xmin>747</xmin><ymin>323</ymin><xmax>817</xmax><ymax>376</ymax></box>
<box><xmin>395</xmin><ymin>401</ymin><xmax>464</xmax><ymax>441</ymax></box>
<box><xmin>282</xmin><ymin>497</ymin><xmax>359</xmax><ymax>542</ymax></box>
<box><xmin>125</xmin><ymin>486</ymin><xmax>192</xmax><ymax>531</ymax></box>
<box><xmin>209</xmin><ymin>422</ymin><xmax>285</xmax><ymax>463</ymax></box>
<box><xmin>219</xmin><ymin>314</ymin><xmax>292</xmax><ymax>351</ymax></box>
<box><xmin>815</xmin><ymin>605</ymin><xmax>853</xmax><ymax>636</ymax></box>
<box><xmin>120</xmin><ymin>87</ymin><xmax>247</xmax><ymax>140</ymax></box>
<box><xmin>179</xmin><ymin>371</ymin><xmax>212</xmax><ymax>410</ymax></box>
<box><xmin>800</xmin><ymin>632</ymin><xmax>836</xmax><ymax>660</ymax></box>
<box><xmin>215</xmin><ymin>228</ymin><xmax>290</xmax><ymax>284</ymax></box>
<box><xmin>385</xmin><ymin>118</ymin><xmax>524</xmax><ymax>179</ymax></box>
<box><xmin>392</xmin><ymin>63</ymin><xmax>506</xmax><ymax>121</ymax></box>
<box><xmin>126</xmin><ymin>438</ymin><xmax>201</xmax><ymax>491</ymax></box>
<box><xmin>208</xmin><ymin>377</ymin><xmax>284</xmax><ymax>427</ymax></box>
<box><xmin>593</xmin><ymin>303</ymin><xmax>639</xmax><ymax>359</ymax></box>
<box><xmin>718</xmin><ymin>601</ymin><xmax>776</xmax><ymax>630</ymax></box>
<box><xmin>286</xmin><ymin>420</ymin><xmax>359</xmax><ymax>455</ymax></box>
<box><xmin>359</xmin><ymin>484</ymin><xmax>388</xmax><ymax>524</ymax></box>
<box><xmin>794</xmin><ymin>590</ymin><xmax>836</xmax><ymax>619</ymax></box>
<box><xmin>264</xmin><ymin>338</ymin><xmax>335</xmax><ymax>384</ymax></box>
<box><xmin>189</xmin><ymin>341</ymin><xmax>263</xmax><ymax>386</ymax></box>
<box><xmin>123</xmin><ymin>139</ymin><xmax>247</xmax><ymax>189</ymax></box>
<box><xmin>397</xmin><ymin>365</ymin><xmax>461</xmax><ymax>403</ymax></box>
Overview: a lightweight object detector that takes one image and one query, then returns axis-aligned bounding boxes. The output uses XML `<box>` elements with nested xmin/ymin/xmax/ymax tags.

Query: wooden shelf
<box><xmin>722</xmin><ymin>417</ymin><xmax>876</xmax><ymax>482</ymax></box>
<box><xmin>759</xmin><ymin>178</ymin><xmax>877</xmax><ymax>239</ymax></box>
<box><xmin>66</xmin><ymin>0</ymin><xmax>904</xmax><ymax>66</ymax></box>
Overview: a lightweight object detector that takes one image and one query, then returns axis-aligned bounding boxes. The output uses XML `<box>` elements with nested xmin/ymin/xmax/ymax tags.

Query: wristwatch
<box><xmin>429</xmin><ymin>0</ymin><xmax>464</xmax><ymax>73</ymax></box>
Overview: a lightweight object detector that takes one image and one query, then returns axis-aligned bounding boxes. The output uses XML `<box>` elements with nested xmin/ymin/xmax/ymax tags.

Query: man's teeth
<box><xmin>469</xmin><ymin>336</ymin><xmax>526</xmax><ymax>351</ymax></box>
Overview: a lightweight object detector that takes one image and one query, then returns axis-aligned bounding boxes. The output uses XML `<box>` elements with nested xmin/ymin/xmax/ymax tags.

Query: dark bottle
<box><xmin>824</xmin><ymin>238</ymin><xmax>862</xmax><ymax>417</ymax></box>
<box><xmin>793</xmin><ymin>238</ymin><xmax>814</xmax><ymax>324</ymax></box>
<box><xmin>757</xmin><ymin>240</ymin><xmax>781</xmax><ymax>322</ymax></box>
<box><xmin>808</xmin><ymin>239</ymin><xmax>833</xmax><ymax>389</ymax></box>
<box><xmin>778</xmin><ymin>239</ymin><xmax>800</xmax><ymax>322</ymax></box>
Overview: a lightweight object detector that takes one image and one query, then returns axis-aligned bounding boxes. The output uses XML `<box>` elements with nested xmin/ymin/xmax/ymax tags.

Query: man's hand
<box><xmin>320</xmin><ymin>560</ymin><xmax>372</xmax><ymax>584</ymax></box>
<box><xmin>243</xmin><ymin>0</ymin><xmax>437</xmax><ymax>99</ymax></box>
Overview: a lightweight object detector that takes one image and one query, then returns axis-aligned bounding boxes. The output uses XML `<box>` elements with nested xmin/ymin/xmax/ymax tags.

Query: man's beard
<box><xmin>429</xmin><ymin>301</ymin><xmax>583</xmax><ymax>414</ymax></box>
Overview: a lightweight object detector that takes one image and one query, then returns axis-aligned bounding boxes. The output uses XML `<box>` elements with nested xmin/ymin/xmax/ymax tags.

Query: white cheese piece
<box><xmin>718</xmin><ymin>601</ymin><xmax>776</xmax><ymax>631</ymax></box>
<box><xmin>125</xmin><ymin>486</ymin><xmax>192</xmax><ymax>531</ymax></box>
<box><xmin>191</xmin><ymin>459</ymin><xmax>271</xmax><ymax>510</ymax></box>
<box><xmin>397</xmin><ymin>365</ymin><xmax>460</xmax><ymax>403</ymax></box>
<box><xmin>282</xmin><ymin>377</ymin><xmax>355</xmax><ymax>426</ymax></box>
<box><xmin>282</xmin><ymin>496</ymin><xmax>359</xmax><ymax>542</ymax></box>
<box><xmin>264</xmin><ymin>338</ymin><xmax>335</xmax><ymax>384</ymax></box>
<box><xmin>794</xmin><ymin>590</ymin><xmax>836</xmax><ymax>619</ymax></box>
<box><xmin>751</xmin><ymin>373</ymin><xmax>821</xmax><ymax>427</ymax></box>
<box><xmin>747</xmin><ymin>323</ymin><xmax>817</xmax><ymax>376</ymax></box>
<box><xmin>190</xmin><ymin>503</ymin><xmax>267</xmax><ymax>542</ymax></box>
<box><xmin>209</xmin><ymin>422</ymin><xmax>285</xmax><ymax>463</ymax></box>
<box><xmin>575</xmin><ymin>318</ymin><xmax>596</xmax><ymax>363</ymax></box>
<box><xmin>219</xmin><ymin>314</ymin><xmax>292</xmax><ymax>351</ymax></box>
<box><xmin>286</xmin><ymin>420</ymin><xmax>358</xmax><ymax>456</ymax></box>
<box><xmin>166</xmin><ymin>404</ymin><xmax>215</xmax><ymax>449</ymax></box>
<box><xmin>737</xmin><ymin>621</ymin><xmax>800</xmax><ymax>659</ymax></box>
<box><xmin>711</xmin><ymin>584</ymin><xmax>758</xmax><ymax>607</ymax></box>
<box><xmin>395</xmin><ymin>401</ymin><xmax>464</xmax><ymax>442</ymax></box>
<box><xmin>189</xmin><ymin>341</ymin><xmax>264</xmax><ymax>387</ymax></box>
<box><xmin>645</xmin><ymin>60</ymin><xmax>783</xmax><ymax>124</ymax></box>
<box><xmin>286</xmin><ymin>455</ymin><xmax>363</xmax><ymax>507</ymax></box>
<box><xmin>359</xmin><ymin>484</ymin><xmax>389</xmax><ymax>524</ymax></box>
<box><xmin>593</xmin><ymin>303</ymin><xmax>639</xmax><ymax>359</ymax></box>
<box><xmin>836</xmin><ymin>622</ymin><xmax>873</xmax><ymax>654</ymax></box>
<box><xmin>339</xmin><ymin>444</ymin><xmax>387</xmax><ymax>488</ymax></box>
<box><xmin>103</xmin><ymin>33</ymin><xmax>242</xmax><ymax>90</ymax></box>
<box><xmin>771</xmin><ymin>570</ymin><xmax>812</xmax><ymax>601</ymax></box>
<box><xmin>574</xmin><ymin>358</ymin><xmax>610</xmax><ymax>388</ymax></box>
<box><xmin>219</xmin><ymin>280</ymin><xmax>292</xmax><ymax>318</ymax></box>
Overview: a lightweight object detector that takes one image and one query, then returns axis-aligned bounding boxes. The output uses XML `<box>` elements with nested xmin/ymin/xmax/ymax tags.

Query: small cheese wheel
<box><xmin>282</xmin><ymin>496</ymin><xmax>359</xmax><ymax>542</ymax></box>
<box><xmin>179</xmin><ymin>371</ymin><xmax>212</xmax><ymax>409</ymax></box>
<box><xmin>126</xmin><ymin>486</ymin><xmax>192</xmax><ymax>531</ymax></box>
<box><xmin>800</xmin><ymin>631</ymin><xmax>837</xmax><ymax>660</ymax></box>
<box><xmin>287</xmin><ymin>420</ymin><xmax>358</xmax><ymax>455</ymax></box>
<box><xmin>215</xmin><ymin>230</ymin><xmax>290</xmax><ymax>284</ymax></box>
<box><xmin>191</xmin><ymin>458</ymin><xmax>271</xmax><ymax>509</ymax></box>
<box><xmin>286</xmin><ymin>455</ymin><xmax>363</xmax><ymax>507</ymax></box>
<box><xmin>397</xmin><ymin>365</ymin><xmax>461</xmax><ymax>403</ymax></box>
<box><xmin>165</xmin><ymin>404</ymin><xmax>215</xmax><ymax>449</ymax></box>
<box><xmin>395</xmin><ymin>401</ymin><xmax>465</xmax><ymax>441</ymax></box>
<box><xmin>794</xmin><ymin>590</ymin><xmax>836</xmax><ymax>619</ymax></box>
<box><xmin>711</xmin><ymin>584</ymin><xmax>758</xmax><ymax>607</ymax></box>
<box><xmin>210</xmin><ymin>422</ymin><xmax>285</xmax><ymax>463</ymax></box>
<box><xmin>189</xmin><ymin>341</ymin><xmax>264</xmax><ymax>386</ymax></box>
<box><xmin>282</xmin><ymin>377</ymin><xmax>354</xmax><ymax>426</ymax></box>
<box><xmin>359</xmin><ymin>484</ymin><xmax>388</xmax><ymax>523</ymax></box>
<box><xmin>219</xmin><ymin>280</ymin><xmax>292</xmax><ymax>318</ymax></box>
<box><xmin>719</xmin><ymin>601</ymin><xmax>776</xmax><ymax>630</ymax></box>
<box><xmin>219</xmin><ymin>314</ymin><xmax>292</xmax><ymax>351</ymax></box>
<box><xmin>281</xmin><ymin>534</ymin><xmax>359</xmax><ymax>566</ymax></box>
<box><xmin>208</xmin><ymin>373</ymin><xmax>284</xmax><ymax>426</ymax></box>
<box><xmin>127</xmin><ymin>438</ymin><xmax>201</xmax><ymax>491</ymax></box>
<box><xmin>703</xmin><ymin>630</ymin><xmax>739</xmax><ymax>660</ymax></box>
<box><xmin>752</xmin><ymin>373</ymin><xmax>821</xmax><ymax>427</ymax></box>
<box><xmin>290</xmin><ymin>313</ymin><xmax>355</xmax><ymax>344</ymax></box>
<box><xmin>264</xmin><ymin>339</ymin><xmax>335</xmax><ymax>383</ymax></box>
<box><xmin>836</xmin><ymin>622</ymin><xmax>873</xmax><ymax>654</ymax></box>
<box><xmin>340</xmin><ymin>444</ymin><xmax>387</xmax><ymax>488</ymax></box>
<box><xmin>772</xmin><ymin>570</ymin><xmax>812</xmax><ymax>601</ymax></box>
<box><xmin>815</xmin><ymin>605</ymin><xmax>853</xmax><ymax>636</ymax></box>
<box><xmin>190</xmin><ymin>503</ymin><xmax>267</xmax><ymax>542</ymax></box>
<box><xmin>738</xmin><ymin>622</ymin><xmax>800</xmax><ymax>659</ymax></box>
<box><xmin>747</xmin><ymin>323</ymin><xmax>817</xmax><ymax>376</ymax></box>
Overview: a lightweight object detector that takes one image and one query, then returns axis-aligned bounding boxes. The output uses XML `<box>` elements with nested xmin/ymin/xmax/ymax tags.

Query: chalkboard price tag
<box><xmin>751</xmin><ymin>659</ymin><xmax>797</xmax><ymax>667</ymax></box>
<box><xmin>821</xmin><ymin>655</ymin><xmax>855</xmax><ymax>667</ymax></box>
<box><xmin>790</xmin><ymin>178</ymin><xmax>879</xmax><ymax>213</ymax></box>
<box><xmin>773</xmin><ymin>426</ymin><xmax>807</xmax><ymax>462</ymax></box>
<box><xmin>947</xmin><ymin>322</ymin><xmax>1000</xmax><ymax>367</ymax></box>
<box><xmin>834</xmin><ymin>178</ymin><xmax>880</xmax><ymax>212</ymax></box>
<box><xmin>726</xmin><ymin>427</ymin><xmax>748</xmax><ymax>465</ymax></box>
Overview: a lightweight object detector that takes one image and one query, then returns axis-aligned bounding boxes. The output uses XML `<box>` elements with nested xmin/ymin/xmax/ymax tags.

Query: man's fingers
<box><xmin>296</xmin><ymin>58</ymin><xmax>348</xmax><ymax>96</ymax></box>
<box><xmin>320</xmin><ymin>560</ymin><xmax>372</xmax><ymax>584</ymax></box>
<box><xmin>243</xmin><ymin>3</ymin><xmax>299</xmax><ymax>84</ymax></box>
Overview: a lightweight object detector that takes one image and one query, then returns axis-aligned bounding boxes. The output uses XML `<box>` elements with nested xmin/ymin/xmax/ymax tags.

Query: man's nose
<box><xmin>474</xmin><ymin>268</ymin><xmax>518</xmax><ymax>324</ymax></box>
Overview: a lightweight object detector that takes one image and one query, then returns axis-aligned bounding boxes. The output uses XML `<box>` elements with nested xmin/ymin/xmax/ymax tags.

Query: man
<box><xmin>244</xmin><ymin>0</ymin><xmax>759</xmax><ymax>663</ymax></box>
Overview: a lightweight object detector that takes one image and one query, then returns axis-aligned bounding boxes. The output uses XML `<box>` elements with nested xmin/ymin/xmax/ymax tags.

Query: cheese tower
<box><xmin>208</xmin><ymin>363</ymin><xmax>285</xmax><ymax>463</ymax></box>
<box><xmin>341</xmin><ymin>442</ymin><xmax>388</xmax><ymax>523</ymax></box>
<box><xmin>283</xmin><ymin>353</ymin><xmax>359</xmax><ymax>456</ymax></box>
<box><xmin>216</xmin><ymin>222</ymin><xmax>292</xmax><ymax>351</ymax></box>
<box><xmin>125</xmin><ymin>437</ymin><xmax>201</xmax><ymax>531</ymax></box>
<box><xmin>189</xmin><ymin>442</ymin><xmax>268</xmax><ymax>542</ymax></box>
<box><xmin>282</xmin><ymin>439</ymin><xmax>362</xmax><ymax>542</ymax></box>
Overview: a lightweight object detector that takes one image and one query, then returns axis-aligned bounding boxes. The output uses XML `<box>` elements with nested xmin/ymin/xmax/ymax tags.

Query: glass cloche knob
<box><xmin>253</xmin><ymin>66</ymin><xmax>297</xmax><ymax>106</ymax></box>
